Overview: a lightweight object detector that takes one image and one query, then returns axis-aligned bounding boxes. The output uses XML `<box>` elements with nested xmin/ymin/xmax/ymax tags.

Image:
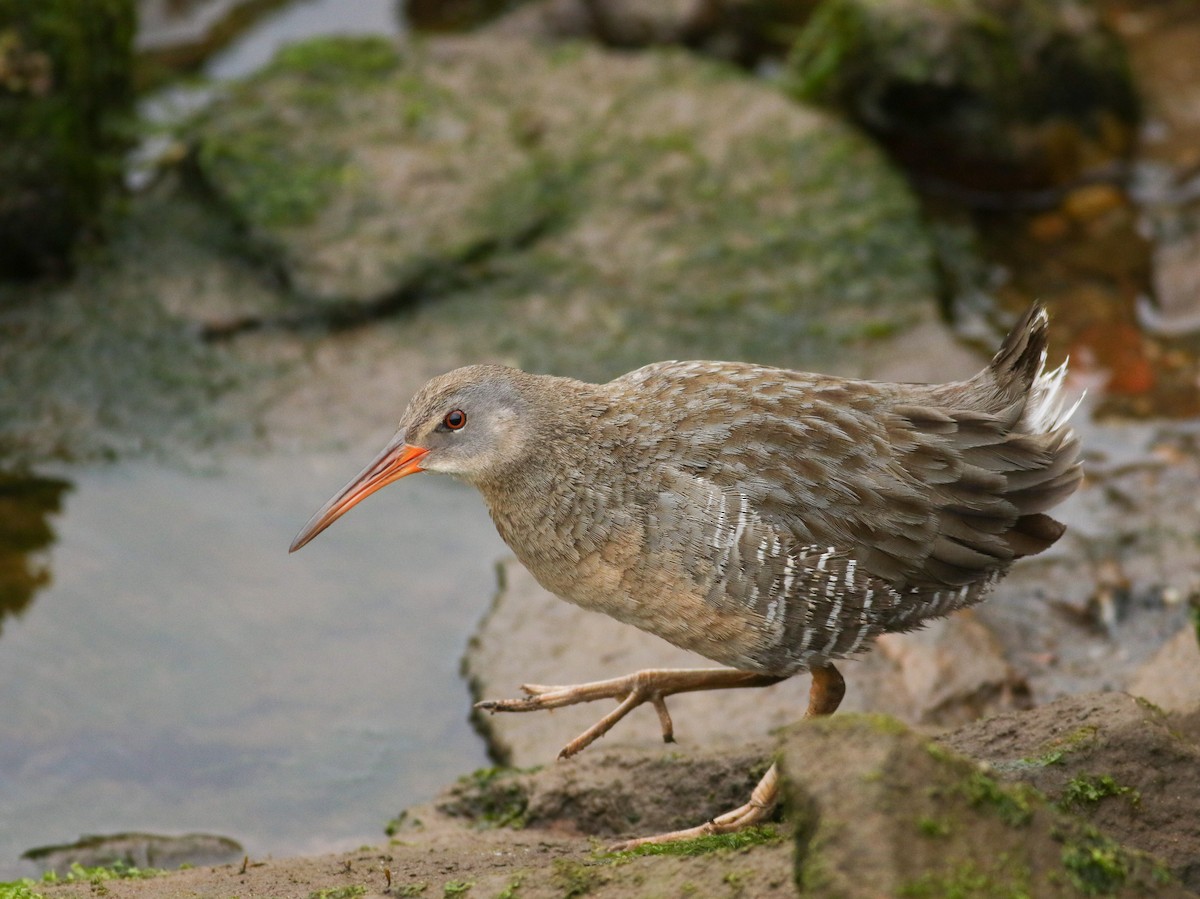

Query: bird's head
<box><xmin>289</xmin><ymin>365</ymin><xmax>537</xmax><ymax>552</ymax></box>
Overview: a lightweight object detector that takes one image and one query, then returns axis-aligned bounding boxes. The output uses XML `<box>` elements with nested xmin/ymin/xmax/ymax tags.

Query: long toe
<box><xmin>608</xmin><ymin>762</ymin><xmax>780</xmax><ymax>851</ymax></box>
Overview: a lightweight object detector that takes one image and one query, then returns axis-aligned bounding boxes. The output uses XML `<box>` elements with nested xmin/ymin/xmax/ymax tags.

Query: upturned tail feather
<box><xmin>988</xmin><ymin>303</ymin><xmax>1082</xmax><ymax>436</ymax></box>
<box><xmin>985</xmin><ymin>304</ymin><xmax>1083</xmax><ymax>558</ymax></box>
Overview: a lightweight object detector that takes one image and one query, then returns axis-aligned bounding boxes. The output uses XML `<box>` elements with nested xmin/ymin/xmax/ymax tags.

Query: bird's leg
<box><xmin>476</xmin><ymin>667</ymin><xmax>786</xmax><ymax>759</ymax></box>
<box><xmin>608</xmin><ymin>663</ymin><xmax>845</xmax><ymax>851</ymax></box>
<box><xmin>805</xmin><ymin>661</ymin><xmax>846</xmax><ymax>717</ymax></box>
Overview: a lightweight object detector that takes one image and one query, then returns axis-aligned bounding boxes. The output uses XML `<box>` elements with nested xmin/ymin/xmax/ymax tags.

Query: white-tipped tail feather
<box><xmin>1022</xmin><ymin>356</ymin><xmax>1082</xmax><ymax>435</ymax></box>
<box><xmin>991</xmin><ymin>304</ymin><xmax>1083</xmax><ymax>437</ymax></box>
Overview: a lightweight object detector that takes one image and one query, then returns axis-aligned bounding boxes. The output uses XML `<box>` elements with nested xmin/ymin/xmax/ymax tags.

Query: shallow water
<box><xmin>0</xmin><ymin>451</ymin><xmax>506</xmax><ymax>878</ymax></box>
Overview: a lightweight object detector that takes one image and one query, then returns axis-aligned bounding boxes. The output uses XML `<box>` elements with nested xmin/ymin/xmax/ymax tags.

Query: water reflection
<box><xmin>0</xmin><ymin>472</ymin><xmax>71</xmax><ymax>635</ymax></box>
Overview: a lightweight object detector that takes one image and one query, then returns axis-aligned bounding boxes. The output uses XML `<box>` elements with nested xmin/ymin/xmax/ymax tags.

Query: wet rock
<box><xmin>941</xmin><ymin>691</ymin><xmax>1200</xmax><ymax>890</ymax></box>
<box><xmin>192</xmin><ymin>36</ymin><xmax>543</xmax><ymax>306</ymax></box>
<box><xmin>22</xmin><ymin>831</ymin><xmax>244</xmax><ymax>876</ymax></box>
<box><xmin>437</xmin><ymin>743</ymin><xmax>771</xmax><ymax>837</ymax></box>
<box><xmin>137</xmin><ymin>0</ymin><xmax>272</xmax><ymax>52</ymax></box>
<box><xmin>22</xmin><ymin>697</ymin><xmax>1200</xmax><ymax>899</ymax></box>
<box><xmin>1127</xmin><ymin>624</ymin><xmax>1200</xmax><ymax>714</ymax></box>
<box><xmin>0</xmin><ymin>0</ymin><xmax>136</xmax><ymax>278</ymax></box>
<box><xmin>191</xmin><ymin>34</ymin><xmax>937</xmax><ymax>380</ymax></box>
<box><xmin>781</xmin><ymin>712</ymin><xmax>1190</xmax><ymax>897</ymax></box>
<box><xmin>862</xmin><ymin>611</ymin><xmax>1031</xmax><ymax>726</ymax></box>
<box><xmin>788</xmin><ymin>0</ymin><xmax>1139</xmax><ymax>191</ymax></box>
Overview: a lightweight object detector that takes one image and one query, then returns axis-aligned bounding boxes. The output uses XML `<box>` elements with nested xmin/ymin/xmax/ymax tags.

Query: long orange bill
<box><xmin>289</xmin><ymin>440</ymin><xmax>429</xmax><ymax>552</ymax></box>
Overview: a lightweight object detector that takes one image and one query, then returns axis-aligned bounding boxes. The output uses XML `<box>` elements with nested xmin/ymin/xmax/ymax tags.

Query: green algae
<box><xmin>603</xmin><ymin>825</ymin><xmax>782</xmax><ymax>861</ymax></box>
<box><xmin>443</xmin><ymin>766</ymin><xmax>541</xmax><ymax>830</ymax></box>
<box><xmin>551</xmin><ymin>859</ymin><xmax>601</xmax><ymax>898</ymax></box>
<box><xmin>1059</xmin><ymin>774</ymin><xmax>1139</xmax><ymax>811</ymax></box>
<box><xmin>0</xmin><ymin>869</ymin><xmax>155</xmax><ymax>899</ymax></box>
<box><xmin>308</xmin><ymin>886</ymin><xmax>366</xmax><ymax>899</ymax></box>
<box><xmin>1017</xmin><ymin>725</ymin><xmax>1100</xmax><ymax>769</ymax></box>
<box><xmin>898</xmin><ymin>857</ymin><xmax>1033</xmax><ymax>899</ymax></box>
<box><xmin>961</xmin><ymin>770</ymin><xmax>1036</xmax><ymax>828</ymax></box>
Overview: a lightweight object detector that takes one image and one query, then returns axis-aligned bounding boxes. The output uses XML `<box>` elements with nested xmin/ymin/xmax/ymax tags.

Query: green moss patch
<box><xmin>266</xmin><ymin>35</ymin><xmax>400</xmax><ymax>81</ymax></box>
<box><xmin>1057</xmin><ymin>826</ymin><xmax>1172</xmax><ymax>896</ymax></box>
<box><xmin>0</xmin><ymin>882</ymin><xmax>42</xmax><ymax>899</ymax></box>
<box><xmin>1018</xmin><ymin>725</ymin><xmax>1100</xmax><ymax>769</ymax></box>
<box><xmin>898</xmin><ymin>856</ymin><xmax>1032</xmax><ymax>899</ymax></box>
<box><xmin>439</xmin><ymin>766</ymin><xmax>537</xmax><ymax>829</ymax></box>
<box><xmin>307</xmin><ymin>886</ymin><xmax>366</xmax><ymax>899</ymax></box>
<box><xmin>1059</xmin><ymin>774</ymin><xmax>1139</xmax><ymax>811</ymax></box>
<box><xmin>603</xmin><ymin>825</ymin><xmax>782</xmax><ymax>861</ymax></box>
<box><xmin>961</xmin><ymin>770</ymin><xmax>1036</xmax><ymax>828</ymax></box>
<box><xmin>551</xmin><ymin>859</ymin><xmax>603</xmax><ymax>898</ymax></box>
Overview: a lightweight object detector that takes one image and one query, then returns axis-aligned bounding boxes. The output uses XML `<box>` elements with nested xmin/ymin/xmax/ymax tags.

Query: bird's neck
<box><xmin>474</xmin><ymin>384</ymin><xmax>622</xmax><ymax>585</ymax></box>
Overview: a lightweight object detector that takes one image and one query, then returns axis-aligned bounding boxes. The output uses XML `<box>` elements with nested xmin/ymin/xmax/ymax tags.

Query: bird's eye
<box><xmin>443</xmin><ymin>409</ymin><xmax>467</xmax><ymax>430</ymax></box>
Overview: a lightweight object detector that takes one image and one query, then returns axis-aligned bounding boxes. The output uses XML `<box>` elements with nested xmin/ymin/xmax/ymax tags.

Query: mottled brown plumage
<box><xmin>291</xmin><ymin>303</ymin><xmax>1081</xmax><ymax>847</ymax></box>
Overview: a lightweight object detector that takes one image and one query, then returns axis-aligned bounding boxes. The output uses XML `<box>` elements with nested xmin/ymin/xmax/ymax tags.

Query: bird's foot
<box><xmin>475</xmin><ymin>667</ymin><xmax>784</xmax><ymax>759</ymax></box>
<box><xmin>605</xmin><ymin>665</ymin><xmax>844</xmax><ymax>849</ymax></box>
<box><xmin>608</xmin><ymin>762</ymin><xmax>780</xmax><ymax>851</ymax></box>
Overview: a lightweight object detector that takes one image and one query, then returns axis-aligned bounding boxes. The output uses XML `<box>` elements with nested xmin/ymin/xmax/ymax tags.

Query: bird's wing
<box><xmin>618</xmin><ymin>360</ymin><xmax>1075</xmax><ymax>591</ymax></box>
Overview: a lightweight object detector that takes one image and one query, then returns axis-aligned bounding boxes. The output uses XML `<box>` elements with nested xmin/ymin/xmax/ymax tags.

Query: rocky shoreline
<box><xmin>21</xmin><ymin>689</ymin><xmax>1200</xmax><ymax>898</ymax></box>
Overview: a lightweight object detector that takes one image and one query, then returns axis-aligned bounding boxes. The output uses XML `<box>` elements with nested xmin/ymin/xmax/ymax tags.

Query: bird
<box><xmin>290</xmin><ymin>303</ymin><xmax>1082</xmax><ymax>847</ymax></box>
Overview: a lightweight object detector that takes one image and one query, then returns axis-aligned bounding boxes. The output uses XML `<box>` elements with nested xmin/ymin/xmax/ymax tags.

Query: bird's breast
<box><xmin>485</xmin><ymin>485</ymin><xmax>780</xmax><ymax>672</ymax></box>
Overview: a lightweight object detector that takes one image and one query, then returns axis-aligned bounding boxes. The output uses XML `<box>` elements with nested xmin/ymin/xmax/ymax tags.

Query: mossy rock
<box><xmin>435</xmin><ymin>747</ymin><xmax>771</xmax><ymax>838</ymax></box>
<box><xmin>0</xmin><ymin>0</ymin><xmax>135</xmax><ymax>279</ymax></box>
<box><xmin>191</xmin><ymin>34</ymin><xmax>937</xmax><ymax>381</ymax></box>
<box><xmin>780</xmin><ymin>714</ymin><xmax>1185</xmax><ymax>898</ymax></box>
<box><xmin>788</xmin><ymin>0</ymin><xmax>1139</xmax><ymax>189</ymax></box>
<box><xmin>941</xmin><ymin>691</ymin><xmax>1200</xmax><ymax>890</ymax></box>
<box><xmin>191</xmin><ymin>36</ymin><xmax>544</xmax><ymax>305</ymax></box>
